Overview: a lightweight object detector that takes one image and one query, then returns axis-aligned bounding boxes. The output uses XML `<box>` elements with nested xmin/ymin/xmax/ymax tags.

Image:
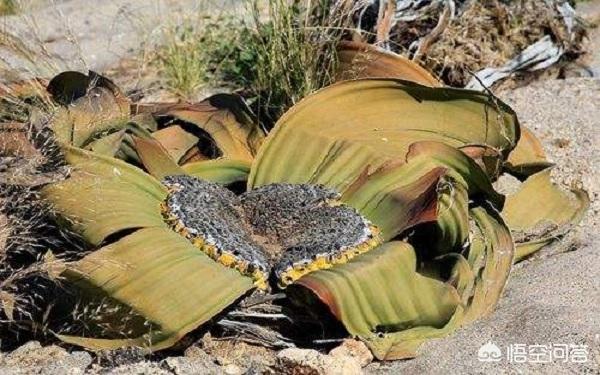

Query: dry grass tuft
<box><xmin>384</xmin><ymin>0</ymin><xmax>586</xmax><ymax>86</ymax></box>
<box><xmin>153</xmin><ymin>15</ymin><xmax>243</xmax><ymax>99</ymax></box>
<box><xmin>0</xmin><ymin>0</ymin><xmax>17</xmax><ymax>16</ymax></box>
<box><xmin>0</xmin><ymin>89</ymin><xmax>83</xmax><ymax>346</ymax></box>
<box><xmin>153</xmin><ymin>0</ymin><xmax>356</xmax><ymax>127</ymax></box>
<box><xmin>239</xmin><ymin>0</ymin><xmax>354</xmax><ymax>125</ymax></box>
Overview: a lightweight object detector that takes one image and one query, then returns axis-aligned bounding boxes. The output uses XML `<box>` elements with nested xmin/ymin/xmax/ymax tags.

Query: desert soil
<box><xmin>0</xmin><ymin>0</ymin><xmax>239</xmax><ymax>80</ymax></box>
<box><xmin>1</xmin><ymin>1</ymin><xmax>599</xmax><ymax>374</ymax></box>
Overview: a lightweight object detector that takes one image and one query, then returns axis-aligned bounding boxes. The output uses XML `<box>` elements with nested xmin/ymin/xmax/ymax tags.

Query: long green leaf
<box><xmin>182</xmin><ymin>159</ymin><xmax>251</xmax><ymax>185</ymax></box>
<box><xmin>501</xmin><ymin>169</ymin><xmax>589</xmax><ymax>261</ymax></box>
<box><xmin>61</xmin><ymin>146</ymin><xmax>167</xmax><ymax>199</ymax></box>
<box><xmin>249</xmin><ymin>79</ymin><xmax>519</xmax><ymax>192</ymax></box>
<box><xmin>43</xmin><ymin>147</ymin><xmax>167</xmax><ymax>245</ymax></box>
<box><xmin>59</xmin><ymin>227</ymin><xmax>253</xmax><ymax>350</ymax></box>
<box><xmin>289</xmin><ymin>241</ymin><xmax>461</xmax><ymax>360</ymax></box>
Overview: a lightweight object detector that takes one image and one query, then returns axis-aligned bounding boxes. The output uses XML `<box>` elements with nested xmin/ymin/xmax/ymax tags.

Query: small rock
<box><xmin>552</xmin><ymin>138</ymin><xmax>570</xmax><ymax>148</ymax></box>
<box><xmin>0</xmin><ymin>341</ymin><xmax>92</xmax><ymax>374</ymax></box>
<box><xmin>183</xmin><ymin>345</ymin><xmax>210</xmax><ymax>359</ymax></box>
<box><xmin>68</xmin><ymin>351</ymin><xmax>94</xmax><ymax>371</ymax></box>
<box><xmin>329</xmin><ymin>339</ymin><xmax>373</xmax><ymax>367</ymax></box>
<box><xmin>200</xmin><ymin>338</ymin><xmax>277</xmax><ymax>372</ymax></box>
<box><xmin>163</xmin><ymin>356</ymin><xmax>221</xmax><ymax>375</ymax></box>
<box><xmin>277</xmin><ymin>348</ymin><xmax>361</xmax><ymax>375</ymax></box>
<box><xmin>8</xmin><ymin>340</ymin><xmax>45</xmax><ymax>356</ymax></box>
<box><xmin>105</xmin><ymin>361</ymin><xmax>170</xmax><ymax>375</ymax></box>
<box><xmin>97</xmin><ymin>347</ymin><xmax>148</xmax><ymax>368</ymax></box>
<box><xmin>167</xmin><ymin>346</ymin><xmax>222</xmax><ymax>375</ymax></box>
<box><xmin>223</xmin><ymin>363</ymin><xmax>242</xmax><ymax>374</ymax></box>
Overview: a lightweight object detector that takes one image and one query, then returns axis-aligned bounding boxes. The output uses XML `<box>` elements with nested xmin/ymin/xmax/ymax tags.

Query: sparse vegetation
<box><xmin>154</xmin><ymin>17</ymin><xmax>235</xmax><ymax>99</ymax></box>
<box><xmin>155</xmin><ymin>0</ymin><xmax>353</xmax><ymax>126</ymax></box>
<box><xmin>0</xmin><ymin>0</ymin><xmax>17</xmax><ymax>16</ymax></box>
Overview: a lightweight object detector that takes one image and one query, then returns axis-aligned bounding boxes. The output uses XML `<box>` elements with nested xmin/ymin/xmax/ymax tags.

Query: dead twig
<box><xmin>412</xmin><ymin>0</ymin><xmax>455</xmax><ymax>62</ymax></box>
<box><xmin>217</xmin><ymin>319</ymin><xmax>295</xmax><ymax>349</ymax></box>
<box><xmin>376</xmin><ymin>0</ymin><xmax>397</xmax><ymax>49</ymax></box>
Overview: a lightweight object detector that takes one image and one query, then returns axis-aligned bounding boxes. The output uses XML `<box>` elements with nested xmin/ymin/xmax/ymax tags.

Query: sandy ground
<box><xmin>579</xmin><ymin>1</ymin><xmax>600</xmax><ymax>76</ymax></box>
<box><xmin>0</xmin><ymin>0</ymin><xmax>239</xmax><ymax>80</ymax></box>
<box><xmin>1</xmin><ymin>1</ymin><xmax>599</xmax><ymax>374</ymax></box>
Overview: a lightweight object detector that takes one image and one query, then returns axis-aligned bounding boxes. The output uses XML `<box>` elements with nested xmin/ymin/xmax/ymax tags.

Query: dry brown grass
<box><xmin>387</xmin><ymin>0</ymin><xmax>586</xmax><ymax>86</ymax></box>
<box><xmin>0</xmin><ymin>104</ymin><xmax>76</xmax><ymax>345</ymax></box>
<box><xmin>152</xmin><ymin>0</ymin><xmax>357</xmax><ymax>127</ymax></box>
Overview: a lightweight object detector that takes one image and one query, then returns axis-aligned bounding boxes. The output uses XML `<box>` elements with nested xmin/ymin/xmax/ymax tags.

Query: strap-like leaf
<box><xmin>182</xmin><ymin>159</ymin><xmax>251</xmax><ymax>185</ymax></box>
<box><xmin>59</xmin><ymin>227</ymin><xmax>254</xmax><ymax>350</ymax></box>
<box><xmin>342</xmin><ymin>163</ymin><xmax>444</xmax><ymax>241</ymax></box>
<box><xmin>406</xmin><ymin>141</ymin><xmax>505</xmax><ymax>208</ymax></box>
<box><xmin>461</xmin><ymin>205</ymin><xmax>514</xmax><ymax>322</ymax></box>
<box><xmin>501</xmin><ymin>169</ymin><xmax>589</xmax><ymax>261</ymax></box>
<box><xmin>289</xmin><ymin>241</ymin><xmax>461</xmax><ymax>360</ymax></box>
<box><xmin>43</xmin><ymin>147</ymin><xmax>168</xmax><ymax>245</ymax></box>
<box><xmin>43</xmin><ymin>172</ymin><xmax>167</xmax><ymax>245</ymax></box>
<box><xmin>133</xmin><ymin>137</ymin><xmax>185</xmax><ymax>180</ymax></box>
<box><xmin>337</xmin><ymin>41</ymin><xmax>442</xmax><ymax>86</ymax></box>
<box><xmin>61</xmin><ymin>146</ymin><xmax>167</xmax><ymax>199</ymax></box>
<box><xmin>249</xmin><ymin>78</ymin><xmax>519</xmax><ymax>190</ymax></box>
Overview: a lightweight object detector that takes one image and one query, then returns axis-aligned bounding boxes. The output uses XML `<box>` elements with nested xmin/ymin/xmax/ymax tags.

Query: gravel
<box><xmin>0</xmin><ymin>341</ymin><xmax>92</xmax><ymax>375</ymax></box>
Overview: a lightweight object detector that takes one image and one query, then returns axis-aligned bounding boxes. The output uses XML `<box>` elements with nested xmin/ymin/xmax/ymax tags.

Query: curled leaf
<box><xmin>504</xmin><ymin>126</ymin><xmax>554</xmax><ymax>179</ymax></box>
<box><xmin>59</xmin><ymin>227</ymin><xmax>253</xmax><ymax>350</ymax></box>
<box><xmin>502</xmin><ymin>169</ymin><xmax>589</xmax><ymax>261</ymax></box>
<box><xmin>141</xmin><ymin>94</ymin><xmax>265</xmax><ymax>163</ymax></box>
<box><xmin>289</xmin><ymin>241</ymin><xmax>461</xmax><ymax>360</ymax></box>
<box><xmin>152</xmin><ymin>125</ymin><xmax>199</xmax><ymax>163</ymax></box>
<box><xmin>47</xmin><ymin>71</ymin><xmax>126</xmax><ymax>108</ymax></box>
<box><xmin>49</xmin><ymin>72</ymin><xmax>131</xmax><ymax>147</ymax></box>
<box><xmin>337</xmin><ymin>41</ymin><xmax>442</xmax><ymax>86</ymax></box>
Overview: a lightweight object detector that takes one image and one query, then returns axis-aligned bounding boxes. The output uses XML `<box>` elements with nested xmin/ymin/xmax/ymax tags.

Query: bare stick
<box><xmin>412</xmin><ymin>0</ymin><xmax>455</xmax><ymax>62</ymax></box>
